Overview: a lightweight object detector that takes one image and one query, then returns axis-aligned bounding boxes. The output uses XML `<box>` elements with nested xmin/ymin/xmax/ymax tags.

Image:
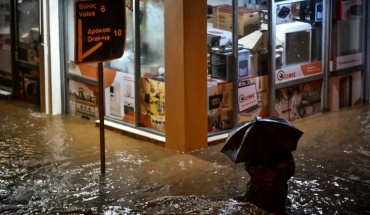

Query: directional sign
<box><xmin>75</xmin><ymin>0</ymin><xmax>126</xmax><ymax>64</ymax></box>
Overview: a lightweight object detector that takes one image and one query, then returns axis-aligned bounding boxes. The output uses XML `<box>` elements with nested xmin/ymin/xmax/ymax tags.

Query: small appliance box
<box><xmin>210</xmin><ymin>48</ymin><xmax>249</xmax><ymax>81</ymax></box>
<box><xmin>337</xmin><ymin>0</ymin><xmax>362</xmax><ymax>20</ymax></box>
<box><xmin>212</xmin><ymin>5</ymin><xmax>260</xmax><ymax>36</ymax></box>
<box><xmin>276</xmin><ymin>3</ymin><xmax>294</xmax><ymax>25</ymax></box>
<box><xmin>207</xmin><ymin>79</ymin><xmax>233</xmax><ymax>132</ymax></box>
<box><xmin>260</xmin><ymin>10</ymin><xmax>268</xmax><ymax>24</ymax></box>
<box><xmin>207</xmin><ymin>23</ymin><xmax>232</xmax><ymax>46</ymax></box>
<box><xmin>123</xmin><ymin>73</ymin><xmax>135</xmax><ymax>117</ymax></box>
<box><xmin>330</xmin><ymin>71</ymin><xmax>362</xmax><ymax>110</ymax></box>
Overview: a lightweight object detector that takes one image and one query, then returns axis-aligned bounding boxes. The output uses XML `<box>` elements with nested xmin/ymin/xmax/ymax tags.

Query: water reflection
<box><xmin>1</xmin><ymin>101</ymin><xmax>370</xmax><ymax>214</ymax></box>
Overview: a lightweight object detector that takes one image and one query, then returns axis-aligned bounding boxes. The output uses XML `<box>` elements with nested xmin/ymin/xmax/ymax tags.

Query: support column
<box><xmin>164</xmin><ymin>1</ymin><xmax>208</xmax><ymax>152</ymax></box>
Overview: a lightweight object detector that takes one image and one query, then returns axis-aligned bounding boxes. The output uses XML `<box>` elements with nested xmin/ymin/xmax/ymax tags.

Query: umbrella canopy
<box><xmin>221</xmin><ymin>116</ymin><xmax>303</xmax><ymax>164</ymax></box>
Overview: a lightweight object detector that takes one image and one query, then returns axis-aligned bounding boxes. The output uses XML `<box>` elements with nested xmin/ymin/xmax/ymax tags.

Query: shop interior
<box><xmin>1</xmin><ymin>0</ymin><xmax>368</xmax><ymax>148</ymax></box>
<box><xmin>63</xmin><ymin>0</ymin><xmax>366</xmax><ymax>137</ymax></box>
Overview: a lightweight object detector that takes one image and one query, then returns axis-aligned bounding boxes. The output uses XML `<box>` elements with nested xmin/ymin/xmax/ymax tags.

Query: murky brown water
<box><xmin>1</xmin><ymin>100</ymin><xmax>369</xmax><ymax>214</ymax></box>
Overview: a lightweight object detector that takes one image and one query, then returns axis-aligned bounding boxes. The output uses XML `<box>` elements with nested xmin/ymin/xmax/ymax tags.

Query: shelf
<box><xmin>329</xmin><ymin>65</ymin><xmax>365</xmax><ymax>77</ymax></box>
<box><xmin>18</xmin><ymin>60</ymin><xmax>39</xmax><ymax>71</ymax></box>
<box><xmin>276</xmin><ymin>73</ymin><xmax>324</xmax><ymax>89</ymax></box>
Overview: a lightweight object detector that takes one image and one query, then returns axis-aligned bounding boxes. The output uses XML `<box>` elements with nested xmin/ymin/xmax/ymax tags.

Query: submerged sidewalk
<box><xmin>0</xmin><ymin>100</ymin><xmax>370</xmax><ymax>214</ymax></box>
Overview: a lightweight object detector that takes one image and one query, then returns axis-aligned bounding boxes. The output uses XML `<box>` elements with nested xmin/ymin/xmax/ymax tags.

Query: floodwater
<box><xmin>0</xmin><ymin>100</ymin><xmax>369</xmax><ymax>214</ymax></box>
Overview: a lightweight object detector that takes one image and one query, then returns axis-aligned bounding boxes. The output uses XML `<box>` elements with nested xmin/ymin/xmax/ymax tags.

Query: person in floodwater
<box><xmin>243</xmin><ymin>133</ymin><xmax>296</xmax><ymax>214</ymax></box>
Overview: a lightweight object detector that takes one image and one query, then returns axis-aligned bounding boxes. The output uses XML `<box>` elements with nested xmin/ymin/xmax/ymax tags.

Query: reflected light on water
<box><xmin>1</xmin><ymin>101</ymin><xmax>370</xmax><ymax>214</ymax></box>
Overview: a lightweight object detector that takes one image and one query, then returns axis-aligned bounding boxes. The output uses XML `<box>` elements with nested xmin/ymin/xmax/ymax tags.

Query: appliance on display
<box><xmin>207</xmin><ymin>23</ymin><xmax>232</xmax><ymax>47</ymax></box>
<box><xmin>0</xmin><ymin>70</ymin><xmax>12</xmax><ymax>91</ymax></box>
<box><xmin>337</xmin><ymin>0</ymin><xmax>362</xmax><ymax>20</ymax></box>
<box><xmin>126</xmin><ymin>84</ymin><xmax>133</xmax><ymax>98</ymax></box>
<box><xmin>23</xmin><ymin>74</ymin><xmax>40</xmax><ymax>104</ymax></box>
<box><xmin>260</xmin><ymin>10</ymin><xmax>268</xmax><ymax>24</ymax></box>
<box><xmin>209</xmin><ymin>94</ymin><xmax>223</xmax><ymax>110</ymax></box>
<box><xmin>239</xmin><ymin>60</ymin><xmax>248</xmax><ymax>79</ymax></box>
<box><xmin>75</xmin><ymin>101</ymin><xmax>98</xmax><ymax>121</ymax></box>
<box><xmin>299</xmin><ymin>1</ymin><xmax>323</xmax><ymax>22</ymax></box>
<box><xmin>336</xmin><ymin>2</ymin><xmax>363</xmax><ymax>55</ymax></box>
<box><xmin>207</xmin><ymin>34</ymin><xmax>221</xmax><ymax>53</ymax></box>
<box><xmin>339</xmin><ymin>75</ymin><xmax>352</xmax><ymax>108</ymax></box>
<box><xmin>332</xmin><ymin>18</ymin><xmax>362</xmax><ymax>56</ymax></box>
<box><xmin>0</xmin><ymin>49</ymin><xmax>12</xmax><ymax>91</ymax></box>
<box><xmin>315</xmin><ymin>3</ymin><xmax>323</xmax><ymax>21</ymax></box>
<box><xmin>277</xmin><ymin>6</ymin><xmax>290</xmax><ymax>19</ymax></box>
<box><xmin>0</xmin><ymin>1</ymin><xmax>10</xmax><ymax>36</ymax></box>
<box><xmin>210</xmin><ymin>48</ymin><xmax>249</xmax><ymax>81</ymax></box>
<box><xmin>276</xmin><ymin>21</ymin><xmax>312</xmax><ymax>67</ymax></box>
<box><xmin>276</xmin><ymin>3</ymin><xmax>293</xmax><ymax>24</ymax></box>
<box><xmin>124</xmin><ymin>101</ymin><xmax>134</xmax><ymax>114</ymax></box>
<box><xmin>330</xmin><ymin>71</ymin><xmax>361</xmax><ymax>110</ymax></box>
<box><xmin>109</xmin><ymin>82</ymin><xmax>122</xmax><ymax>117</ymax></box>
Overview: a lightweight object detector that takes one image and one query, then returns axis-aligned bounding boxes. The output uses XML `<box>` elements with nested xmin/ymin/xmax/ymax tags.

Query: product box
<box><xmin>276</xmin><ymin>3</ymin><xmax>294</xmax><ymax>25</ymax></box>
<box><xmin>212</xmin><ymin>5</ymin><xmax>260</xmax><ymax>36</ymax></box>
<box><xmin>260</xmin><ymin>10</ymin><xmax>268</xmax><ymax>24</ymax></box>
<box><xmin>207</xmin><ymin>79</ymin><xmax>233</xmax><ymax>132</ymax></box>
<box><xmin>122</xmin><ymin>73</ymin><xmax>135</xmax><ymax>123</ymax></box>
<box><xmin>207</xmin><ymin>23</ymin><xmax>232</xmax><ymax>46</ymax></box>
<box><xmin>337</xmin><ymin>0</ymin><xmax>362</xmax><ymax>20</ymax></box>
<box><xmin>140</xmin><ymin>77</ymin><xmax>166</xmax><ymax>132</ymax></box>
<box><xmin>210</xmin><ymin>48</ymin><xmax>249</xmax><ymax>81</ymax></box>
<box><xmin>330</xmin><ymin>71</ymin><xmax>362</xmax><ymax>110</ymax></box>
<box><xmin>238</xmin><ymin>78</ymin><xmax>259</xmax><ymax>113</ymax></box>
<box><xmin>275</xmin><ymin>80</ymin><xmax>322</xmax><ymax>121</ymax></box>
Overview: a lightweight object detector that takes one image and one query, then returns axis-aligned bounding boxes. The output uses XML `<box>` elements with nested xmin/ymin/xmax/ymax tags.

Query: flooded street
<box><xmin>1</xmin><ymin>100</ymin><xmax>370</xmax><ymax>214</ymax></box>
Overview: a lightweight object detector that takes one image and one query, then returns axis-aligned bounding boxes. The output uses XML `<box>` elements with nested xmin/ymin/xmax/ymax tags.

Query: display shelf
<box><xmin>268</xmin><ymin>0</ymin><xmax>329</xmax><ymax>118</ymax></box>
<box><xmin>329</xmin><ymin>65</ymin><xmax>365</xmax><ymax>77</ymax></box>
<box><xmin>276</xmin><ymin>73</ymin><xmax>324</xmax><ymax>89</ymax></box>
<box><xmin>18</xmin><ymin>60</ymin><xmax>39</xmax><ymax>71</ymax></box>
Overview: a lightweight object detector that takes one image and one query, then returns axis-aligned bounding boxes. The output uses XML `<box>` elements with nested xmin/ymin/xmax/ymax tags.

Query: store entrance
<box><xmin>0</xmin><ymin>0</ymin><xmax>41</xmax><ymax>105</ymax></box>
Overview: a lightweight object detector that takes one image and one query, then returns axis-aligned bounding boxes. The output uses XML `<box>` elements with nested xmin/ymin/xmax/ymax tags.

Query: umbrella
<box><xmin>221</xmin><ymin>116</ymin><xmax>303</xmax><ymax>164</ymax></box>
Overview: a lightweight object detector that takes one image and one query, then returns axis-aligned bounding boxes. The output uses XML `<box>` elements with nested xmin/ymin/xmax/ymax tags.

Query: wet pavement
<box><xmin>0</xmin><ymin>99</ymin><xmax>369</xmax><ymax>214</ymax></box>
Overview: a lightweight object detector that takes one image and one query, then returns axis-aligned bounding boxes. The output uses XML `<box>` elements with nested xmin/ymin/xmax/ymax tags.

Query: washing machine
<box><xmin>23</xmin><ymin>74</ymin><xmax>40</xmax><ymax>104</ymax></box>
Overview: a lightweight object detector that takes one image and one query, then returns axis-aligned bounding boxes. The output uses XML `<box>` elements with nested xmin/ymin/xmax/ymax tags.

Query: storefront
<box><xmin>1</xmin><ymin>0</ymin><xmax>369</xmax><ymax>152</ymax></box>
<box><xmin>0</xmin><ymin>0</ymin><xmax>42</xmax><ymax>104</ymax></box>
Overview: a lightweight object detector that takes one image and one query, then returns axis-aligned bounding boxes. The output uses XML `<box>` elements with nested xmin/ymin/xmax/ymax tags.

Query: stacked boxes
<box><xmin>212</xmin><ymin>5</ymin><xmax>260</xmax><ymax>36</ymax></box>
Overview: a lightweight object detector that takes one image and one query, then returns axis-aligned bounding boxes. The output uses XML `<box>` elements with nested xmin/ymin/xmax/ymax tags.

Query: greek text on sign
<box><xmin>75</xmin><ymin>0</ymin><xmax>126</xmax><ymax>64</ymax></box>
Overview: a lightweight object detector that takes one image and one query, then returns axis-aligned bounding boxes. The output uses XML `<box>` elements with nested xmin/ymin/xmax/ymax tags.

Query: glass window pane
<box><xmin>274</xmin><ymin>1</ymin><xmax>323</xmax><ymax>83</ymax></box>
<box><xmin>18</xmin><ymin>0</ymin><xmax>40</xmax><ymax>63</ymax></box>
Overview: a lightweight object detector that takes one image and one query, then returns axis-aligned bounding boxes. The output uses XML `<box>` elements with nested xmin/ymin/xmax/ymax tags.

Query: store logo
<box><xmin>277</xmin><ymin>70</ymin><xmax>296</xmax><ymax>81</ymax></box>
<box><xmin>239</xmin><ymin>93</ymin><xmax>255</xmax><ymax>103</ymax></box>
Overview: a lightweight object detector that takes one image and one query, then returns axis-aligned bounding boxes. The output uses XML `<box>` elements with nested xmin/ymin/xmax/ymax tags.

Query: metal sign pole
<box><xmin>98</xmin><ymin>62</ymin><xmax>106</xmax><ymax>174</ymax></box>
<box><xmin>74</xmin><ymin>0</ymin><xmax>126</xmax><ymax>175</ymax></box>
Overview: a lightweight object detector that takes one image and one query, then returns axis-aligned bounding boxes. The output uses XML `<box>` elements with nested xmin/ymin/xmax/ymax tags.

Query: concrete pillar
<box><xmin>164</xmin><ymin>1</ymin><xmax>208</xmax><ymax>152</ymax></box>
